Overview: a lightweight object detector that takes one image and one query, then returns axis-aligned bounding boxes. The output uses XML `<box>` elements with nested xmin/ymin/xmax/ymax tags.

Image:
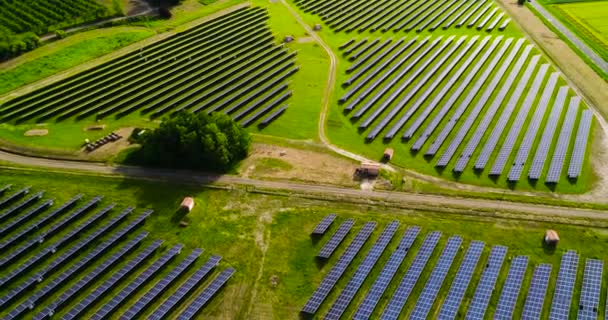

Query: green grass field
<box><xmin>552</xmin><ymin>1</ymin><xmax>608</xmax><ymax>61</ymax></box>
<box><xmin>0</xmin><ymin>169</ymin><xmax>607</xmax><ymax>319</ymax></box>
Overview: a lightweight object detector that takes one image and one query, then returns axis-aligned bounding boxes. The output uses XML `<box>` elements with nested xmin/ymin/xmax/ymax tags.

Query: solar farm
<box><xmin>0</xmin><ymin>7</ymin><xmax>297</xmax><ymax>128</ymax></box>
<box><xmin>301</xmin><ymin>214</ymin><xmax>607</xmax><ymax>319</ymax></box>
<box><xmin>0</xmin><ymin>185</ymin><xmax>235</xmax><ymax>319</ymax></box>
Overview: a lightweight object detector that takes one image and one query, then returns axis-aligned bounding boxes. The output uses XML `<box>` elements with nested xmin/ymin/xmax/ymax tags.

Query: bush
<box><xmin>137</xmin><ymin>112</ymin><xmax>251</xmax><ymax>171</ymax></box>
<box><xmin>55</xmin><ymin>30</ymin><xmax>67</xmax><ymax>39</ymax></box>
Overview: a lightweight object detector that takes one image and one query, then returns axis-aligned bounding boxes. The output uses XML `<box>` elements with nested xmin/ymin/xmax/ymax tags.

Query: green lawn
<box><xmin>0</xmin><ymin>169</ymin><xmax>607</xmax><ymax>319</ymax></box>
<box><xmin>552</xmin><ymin>1</ymin><xmax>608</xmax><ymax>61</ymax></box>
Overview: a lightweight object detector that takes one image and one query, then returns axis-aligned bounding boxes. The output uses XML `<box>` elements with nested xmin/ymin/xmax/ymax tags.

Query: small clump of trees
<box><xmin>135</xmin><ymin>112</ymin><xmax>251</xmax><ymax>172</ymax></box>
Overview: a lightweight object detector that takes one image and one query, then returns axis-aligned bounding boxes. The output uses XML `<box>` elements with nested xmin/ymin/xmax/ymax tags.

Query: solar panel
<box><xmin>568</xmin><ymin>109</ymin><xmax>593</xmax><ymax>178</ymax></box>
<box><xmin>176</xmin><ymin>267</ymin><xmax>236</xmax><ymax>320</ymax></box>
<box><xmin>577</xmin><ymin>259</ymin><xmax>603</xmax><ymax>320</ymax></box>
<box><xmin>528</xmin><ymin>86</ymin><xmax>569</xmax><ymax>180</ymax></box>
<box><xmin>546</xmin><ymin>96</ymin><xmax>579</xmax><ymax>183</ymax></box>
<box><xmin>0</xmin><ymin>194</ymin><xmax>83</xmax><ymax>252</ymax></box>
<box><xmin>349</xmin><ymin>38</ymin><xmax>380</xmax><ymax>61</ymax></box>
<box><xmin>353</xmin><ymin>226</ymin><xmax>420</xmax><ymax>320</ymax></box>
<box><xmin>451</xmin><ymin>44</ymin><xmax>532</xmax><ymax>171</ymax></box>
<box><xmin>325</xmin><ymin>221</ymin><xmax>399</xmax><ymax>319</ymax></box>
<box><xmin>0</xmin><ymin>184</ymin><xmax>11</xmax><ymax>196</ymax></box>
<box><xmin>489</xmin><ymin>64</ymin><xmax>550</xmax><ymax>175</ymax></box>
<box><xmin>148</xmin><ymin>255</ymin><xmax>221</xmax><ymax>320</ymax></box>
<box><xmin>302</xmin><ymin>222</ymin><xmax>376</xmax><ymax>315</ymax></box>
<box><xmin>312</xmin><ymin>213</ymin><xmax>338</xmax><ymax>235</ymax></box>
<box><xmin>549</xmin><ymin>250</ymin><xmax>579</xmax><ymax>320</ymax></box>
<box><xmin>259</xmin><ymin>104</ymin><xmax>287</xmax><ymax>126</ymax></box>
<box><xmin>0</xmin><ymin>186</ymin><xmax>30</xmax><ymax>208</ymax></box>
<box><xmin>0</xmin><ymin>204</ymin><xmax>117</xmax><ymax>289</ymax></box>
<box><xmin>522</xmin><ymin>264</ymin><xmax>552</xmax><ymax>320</ymax></box>
<box><xmin>91</xmin><ymin>244</ymin><xmax>183</xmax><ymax>320</ymax></box>
<box><xmin>381</xmin><ymin>231</ymin><xmax>441</xmax><ymax>320</ymax></box>
<box><xmin>120</xmin><ymin>248</ymin><xmax>203</xmax><ymax>319</ymax></box>
<box><xmin>63</xmin><ymin>240</ymin><xmax>163</xmax><ymax>320</ymax></box>
<box><xmin>0</xmin><ymin>190</ymin><xmax>44</xmax><ymax>223</ymax></box>
<box><xmin>476</xmin><ymin>8</ymin><xmax>498</xmax><ymax>29</ymax></box>
<box><xmin>475</xmin><ymin>55</ymin><xmax>540</xmax><ymax>170</ymax></box>
<box><xmin>317</xmin><ymin>219</ymin><xmax>354</xmax><ymax>258</ymax></box>
<box><xmin>499</xmin><ymin>18</ymin><xmax>511</xmax><ymax>31</ymax></box>
<box><xmin>494</xmin><ymin>256</ymin><xmax>529</xmax><ymax>319</ymax></box>
<box><xmin>4</xmin><ymin>210</ymin><xmax>152</xmax><ymax>319</ymax></box>
<box><xmin>456</xmin><ymin>1</ymin><xmax>486</xmax><ymax>27</ymax></box>
<box><xmin>438</xmin><ymin>240</ymin><xmax>485</xmax><ymax>319</ymax></box>
<box><xmin>465</xmin><ymin>245</ymin><xmax>508</xmax><ymax>320</ymax></box>
<box><xmin>345</xmin><ymin>38</ymin><xmax>406</xmax><ymax>86</ymax></box>
<box><xmin>402</xmin><ymin>36</ymin><xmax>498</xmax><ymax>140</ymax></box>
<box><xmin>382</xmin><ymin>36</ymin><xmax>479</xmax><ymax>140</ymax></box>
<box><xmin>486</xmin><ymin>13</ymin><xmax>504</xmax><ymax>31</ymax></box>
<box><xmin>424</xmin><ymin>38</ymin><xmax>514</xmax><ymax>156</ymax></box>
<box><xmin>34</xmin><ymin>232</ymin><xmax>149</xmax><ymax>319</ymax></box>
<box><xmin>347</xmin><ymin>39</ymin><xmax>392</xmax><ymax>72</ymax></box>
<box><xmin>0</xmin><ymin>198</ymin><xmax>53</xmax><ymax>237</ymax></box>
<box><xmin>444</xmin><ymin>0</ymin><xmax>476</xmax><ymax>29</ymax></box>
<box><xmin>410</xmin><ymin>236</ymin><xmax>463</xmax><ymax>320</ymax></box>
<box><xmin>507</xmin><ymin>72</ymin><xmax>560</xmax><ymax>181</ymax></box>
<box><xmin>467</xmin><ymin>4</ymin><xmax>492</xmax><ymax>28</ymax></box>
<box><xmin>358</xmin><ymin>36</ymin><xmax>454</xmax><ymax>130</ymax></box>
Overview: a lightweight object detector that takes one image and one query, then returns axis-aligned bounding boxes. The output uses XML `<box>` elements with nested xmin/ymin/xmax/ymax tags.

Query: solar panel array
<box><xmin>465</xmin><ymin>245</ymin><xmax>508</xmax><ymax>320</ymax></box>
<box><xmin>325</xmin><ymin>221</ymin><xmax>399</xmax><ymax>320</ymax></box>
<box><xmin>381</xmin><ymin>231</ymin><xmax>441</xmax><ymax>320</ymax></box>
<box><xmin>353</xmin><ymin>226</ymin><xmax>421</xmax><ymax>320</ymax></box>
<box><xmin>577</xmin><ymin>259</ymin><xmax>603</xmax><ymax>320</ymax></box>
<box><xmin>438</xmin><ymin>240</ymin><xmax>485</xmax><ymax>319</ymax></box>
<box><xmin>312</xmin><ymin>213</ymin><xmax>337</xmax><ymax>235</ymax></box>
<box><xmin>149</xmin><ymin>255</ymin><xmax>222</xmax><ymax>319</ymax></box>
<box><xmin>0</xmin><ymin>190</ymin><xmax>44</xmax><ymax>223</ymax></box>
<box><xmin>410</xmin><ymin>236</ymin><xmax>462</xmax><ymax>320</ymax></box>
<box><xmin>568</xmin><ymin>110</ymin><xmax>593</xmax><ymax>178</ymax></box>
<box><xmin>302</xmin><ymin>222</ymin><xmax>376</xmax><ymax>314</ymax></box>
<box><xmin>121</xmin><ymin>248</ymin><xmax>204</xmax><ymax>319</ymax></box>
<box><xmin>522</xmin><ymin>264</ymin><xmax>552</xmax><ymax>320</ymax></box>
<box><xmin>0</xmin><ymin>198</ymin><xmax>53</xmax><ymax>237</ymax></box>
<box><xmin>546</xmin><ymin>96</ymin><xmax>579</xmax><ymax>183</ymax></box>
<box><xmin>494</xmin><ymin>256</ymin><xmax>529</xmax><ymax>319</ymax></box>
<box><xmin>0</xmin><ymin>186</ymin><xmax>30</xmax><ymax>208</ymax></box>
<box><xmin>318</xmin><ymin>218</ymin><xmax>354</xmax><ymax>258</ymax></box>
<box><xmin>177</xmin><ymin>267</ymin><xmax>236</xmax><ymax>320</ymax></box>
<box><xmin>549</xmin><ymin>250</ymin><xmax>579</xmax><ymax>320</ymax></box>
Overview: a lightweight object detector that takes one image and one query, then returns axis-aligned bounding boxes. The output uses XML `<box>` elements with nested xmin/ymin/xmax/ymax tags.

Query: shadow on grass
<box><xmin>541</xmin><ymin>238</ymin><xmax>558</xmax><ymax>255</ymax></box>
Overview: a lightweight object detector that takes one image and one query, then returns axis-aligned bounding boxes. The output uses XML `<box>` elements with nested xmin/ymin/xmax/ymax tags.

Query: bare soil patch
<box><xmin>81</xmin><ymin>127</ymin><xmax>134</xmax><ymax>159</ymax></box>
<box><xmin>24</xmin><ymin>129</ymin><xmax>48</xmax><ymax>137</ymax></box>
<box><xmin>240</xmin><ymin>143</ymin><xmax>358</xmax><ymax>187</ymax></box>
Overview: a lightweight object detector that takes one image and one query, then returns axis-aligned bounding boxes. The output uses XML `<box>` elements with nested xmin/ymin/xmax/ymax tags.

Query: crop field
<box><xmin>551</xmin><ymin>1</ymin><xmax>608</xmax><ymax>61</ymax></box>
<box><xmin>1</xmin><ymin>170</ymin><xmax>608</xmax><ymax>320</ymax></box>
<box><xmin>0</xmin><ymin>7</ymin><xmax>300</xmax><ymax>129</ymax></box>
<box><xmin>0</xmin><ymin>0</ymin><xmax>110</xmax><ymax>37</ymax></box>
<box><xmin>294</xmin><ymin>0</ymin><xmax>511</xmax><ymax>33</ymax></box>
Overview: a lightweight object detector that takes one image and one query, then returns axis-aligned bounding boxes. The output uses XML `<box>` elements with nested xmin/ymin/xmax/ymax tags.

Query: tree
<box><xmin>138</xmin><ymin>112</ymin><xmax>251</xmax><ymax>171</ymax></box>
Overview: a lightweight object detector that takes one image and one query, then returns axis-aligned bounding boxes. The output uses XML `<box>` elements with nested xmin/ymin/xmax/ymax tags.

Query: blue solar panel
<box><xmin>318</xmin><ymin>219</ymin><xmax>354</xmax><ymax>258</ymax></box>
<box><xmin>0</xmin><ymin>190</ymin><xmax>44</xmax><ymax>223</ymax></box>
<box><xmin>381</xmin><ymin>231</ymin><xmax>441</xmax><ymax>320</ymax></box>
<box><xmin>0</xmin><ymin>186</ymin><xmax>30</xmax><ymax>208</ymax></box>
<box><xmin>149</xmin><ymin>255</ymin><xmax>222</xmax><ymax>320</ymax></box>
<box><xmin>465</xmin><ymin>245</ymin><xmax>508</xmax><ymax>320</ymax></box>
<box><xmin>0</xmin><ymin>194</ymin><xmax>83</xmax><ymax>252</ymax></box>
<box><xmin>302</xmin><ymin>222</ymin><xmax>376</xmax><ymax>315</ymax></box>
<box><xmin>546</xmin><ymin>96</ymin><xmax>579</xmax><ymax>183</ymax></box>
<box><xmin>120</xmin><ymin>248</ymin><xmax>204</xmax><ymax>319</ymax></box>
<box><xmin>577</xmin><ymin>259</ymin><xmax>603</xmax><ymax>320</ymax></box>
<box><xmin>353</xmin><ymin>226</ymin><xmax>420</xmax><ymax>320</ymax></box>
<box><xmin>176</xmin><ymin>267</ymin><xmax>236</xmax><ymax>320</ymax></box>
<box><xmin>91</xmin><ymin>244</ymin><xmax>183</xmax><ymax>320</ymax></box>
<box><xmin>312</xmin><ymin>213</ymin><xmax>337</xmax><ymax>235</ymax></box>
<box><xmin>34</xmin><ymin>232</ymin><xmax>149</xmax><ymax>320</ymax></box>
<box><xmin>494</xmin><ymin>256</ymin><xmax>529</xmax><ymax>319</ymax></box>
<box><xmin>410</xmin><ymin>236</ymin><xmax>463</xmax><ymax>320</ymax></box>
<box><xmin>438</xmin><ymin>240</ymin><xmax>485</xmax><ymax>319</ymax></box>
<box><xmin>549</xmin><ymin>250</ymin><xmax>579</xmax><ymax>320</ymax></box>
<box><xmin>568</xmin><ymin>109</ymin><xmax>593</xmax><ymax>178</ymax></box>
<box><xmin>0</xmin><ymin>198</ymin><xmax>53</xmax><ymax>237</ymax></box>
<box><xmin>522</xmin><ymin>264</ymin><xmax>552</xmax><ymax>320</ymax></box>
<box><xmin>325</xmin><ymin>221</ymin><xmax>399</xmax><ymax>319</ymax></box>
<box><xmin>63</xmin><ymin>240</ymin><xmax>163</xmax><ymax>320</ymax></box>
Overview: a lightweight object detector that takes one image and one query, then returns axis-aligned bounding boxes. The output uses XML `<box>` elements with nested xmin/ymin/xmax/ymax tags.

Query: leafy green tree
<box><xmin>138</xmin><ymin>112</ymin><xmax>251</xmax><ymax>171</ymax></box>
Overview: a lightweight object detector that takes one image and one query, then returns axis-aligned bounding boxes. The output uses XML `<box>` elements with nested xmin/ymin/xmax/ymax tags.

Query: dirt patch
<box><xmin>297</xmin><ymin>36</ymin><xmax>314</xmax><ymax>43</ymax></box>
<box><xmin>24</xmin><ymin>129</ymin><xmax>48</xmax><ymax>137</ymax></box>
<box><xmin>82</xmin><ymin>127</ymin><xmax>134</xmax><ymax>159</ymax></box>
<box><xmin>240</xmin><ymin>143</ymin><xmax>358</xmax><ymax>187</ymax></box>
<box><xmin>85</xmin><ymin>124</ymin><xmax>106</xmax><ymax>131</ymax></box>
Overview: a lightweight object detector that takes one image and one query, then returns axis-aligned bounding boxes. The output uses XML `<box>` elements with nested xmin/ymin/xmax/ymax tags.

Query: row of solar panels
<box><xmin>0</xmin><ymin>187</ymin><xmax>234</xmax><ymax>319</ymax></box>
<box><xmin>305</xmin><ymin>214</ymin><xmax>604</xmax><ymax>319</ymax></box>
<box><xmin>339</xmin><ymin>35</ymin><xmax>593</xmax><ymax>184</ymax></box>
<box><xmin>295</xmin><ymin>0</ymin><xmax>510</xmax><ymax>33</ymax></box>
